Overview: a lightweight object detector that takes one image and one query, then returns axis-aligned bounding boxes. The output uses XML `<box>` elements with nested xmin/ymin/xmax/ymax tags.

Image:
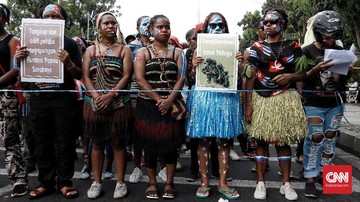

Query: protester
<box><xmin>184</xmin><ymin>23</ymin><xmax>221</xmax><ymax>184</ymax></box>
<box><xmin>134</xmin><ymin>14</ymin><xmax>185</xmax><ymax>199</ymax></box>
<box><xmin>127</xmin><ymin>15</ymin><xmax>151</xmax><ymax>184</ymax></box>
<box><xmin>301</xmin><ymin>10</ymin><xmax>355</xmax><ymax>198</ymax></box>
<box><xmin>82</xmin><ymin>11</ymin><xmax>132</xmax><ymax>199</ymax></box>
<box><xmin>0</xmin><ymin>3</ymin><xmax>28</xmax><ymax>198</ymax></box>
<box><xmin>187</xmin><ymin>12</ymin><xmax>244</xmax><ymax>200</ymax></box>
<box><xmin>245</xmin><ymin>9</ymin><xmax>308</xmax><ymax>200</ymax></box>
<box><xmin>15</xmin><ymin>4</ymin><xmax>82</xmax><ymax>199</ymax></box>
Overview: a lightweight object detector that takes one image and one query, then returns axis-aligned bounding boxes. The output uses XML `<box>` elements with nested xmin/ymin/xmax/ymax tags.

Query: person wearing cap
<box><xmin>0</xmin><ymin>3</ymin><xmax>28</xmax><ymax>198</ymax></box>
<box><xmin>15</xmin><ymin>4</ymin><xmax>82</xmax><ymax>199</ymax></box>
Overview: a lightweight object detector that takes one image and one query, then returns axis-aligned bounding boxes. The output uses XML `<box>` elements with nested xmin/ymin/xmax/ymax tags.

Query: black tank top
<box><xmin>0</xmin><ymin>34</ymin><xmax>14</xmax><ymax>77</ymax></box>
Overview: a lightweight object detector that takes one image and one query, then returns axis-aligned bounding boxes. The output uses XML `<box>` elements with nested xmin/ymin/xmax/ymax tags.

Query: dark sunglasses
<box><xmin>263</xmin><ymin>20</ymin><xmax>279</xmax><ymax>25</ymax></box>
<box><xmin>323</xmin><ymin>32</ymin><xmax>342</xmax><ymax>40</ymax></box>
<box><xmin>209</xmin><ymin>23</ymin><xmax>225</xmax><ymax>30</ymax></box>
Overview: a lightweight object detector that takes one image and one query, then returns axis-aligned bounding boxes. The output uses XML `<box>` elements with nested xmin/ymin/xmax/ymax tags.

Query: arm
<box><xmin>244</xmin><ymin>69</ymin><xmax>256</xmax><ymax>124</ymax></box>
<box><xmin>94</xmin><ymin>45</ymin><xmax>133</xmax><ymax>109</ymax></box>
<box><xmin>134</xmin><ymin>47</ymin><xmax>162</xmax><ymax>102</ymax></box>
<box><xmin>59</xmin><ymin>40</ymin><xmax>82</xmax><ymax>80</ymax></box>
<box><xmin>82</xmin><ymin>45</ymin><xmax>101</xmax><ymax>100</ymax></box>
<box><xmin>157</xmin><ymin>48</ymin><xmax>185</xmax><ymax>115</ymax></box>
<box><xmin>0</xmin><ymin>37</ymin><xmax>20</xmax><ymax>86</ymax></box>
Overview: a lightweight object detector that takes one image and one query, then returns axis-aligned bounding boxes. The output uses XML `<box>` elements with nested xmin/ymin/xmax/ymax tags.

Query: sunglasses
<box><xmin>263</xmin><ymin>20</ymin><xmax>279</xmax><ymax>25</ymax></box>
<box><xmin>208</xmin><ymin>23</ymin><xmax>225</xmax><ymax>30</ymax></box>
<box><xmin>322</xmin><ymin>32</ymin><xmax>341</xmax><ymax>40</ymax></box>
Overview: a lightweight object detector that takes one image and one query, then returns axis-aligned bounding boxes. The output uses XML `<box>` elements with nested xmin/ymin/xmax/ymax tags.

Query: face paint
<box><xmin>207</xmin><ymin>15</ymin><xmax>224</xmax><ymax>34</ymax></box>
<box><xmin>139</xmin><ymin>17</ymin><xmax>150</xmax><ymax>37</ymax></box>
<box><xmin>275</xmin><ymin>25</ymin><xmax>281</xmax><ymax>33</ymax></box>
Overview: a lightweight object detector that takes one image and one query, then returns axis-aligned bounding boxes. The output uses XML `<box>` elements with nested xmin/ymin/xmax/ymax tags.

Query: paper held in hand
<box><xmin>324</xmin><ymin>49</ymin><xmax>358</xmax><ymax>75</ymax></box>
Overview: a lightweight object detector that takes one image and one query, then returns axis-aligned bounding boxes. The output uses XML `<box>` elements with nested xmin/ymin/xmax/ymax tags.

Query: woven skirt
<box><xmin>83</xmin><ymin>101</ymin><xmax>132</xmax><ymax>144</ymax></box>
<box><xmin>134</xmin><ymin>97</ymin><xmax>184</xmax><ymax>153</ymax></box>
<box><xmin>248</xmin><ymin>90</ymin><xmax>308</xmax><ymax>145</ymax></box>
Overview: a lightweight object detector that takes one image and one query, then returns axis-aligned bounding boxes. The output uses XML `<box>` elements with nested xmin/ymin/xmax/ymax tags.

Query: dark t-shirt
<box><xmin>302</xmin><ymin>43</ymin><xmax>348</xmax><ymax>108</ymax></box>
<box><xmin>0</xmin><ymin>34</ymin><xmax>17</xmax><ymax>86</ymax></box>
<box><xmin>248</xmin><ymin>40</ymin><xmax>302</xmax><ymax>97</ymax></box>
<box><xmin>28</xmin><ymin>35</ymin><xmax>82</xmax><ymax>90</ymax></box>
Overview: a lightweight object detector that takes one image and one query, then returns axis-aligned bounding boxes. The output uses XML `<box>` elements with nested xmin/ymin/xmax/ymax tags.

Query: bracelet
<box><xmin>110</xmin><ymin>88</ymin><xmax>119</xmax><ymax>97</ymax></box>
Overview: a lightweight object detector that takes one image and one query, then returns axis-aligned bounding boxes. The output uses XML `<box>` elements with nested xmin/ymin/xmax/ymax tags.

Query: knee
<box><xmin>217</xmin><ymin>138</ymin><xmax>230</xmax><ymax>148</ymax></box>
<box><xmin>324</xmin><ymin>131</ymin><xmax>337</xmax><ymax>139</ymax></box>
<box><xmin>311</xmin><ymin>134</ymin><xmax>324</xmax><ymax>144</ymax></box>
<box><xmin>199</xmin><ymin>138</ymin><xmax>211</xmax><ymax>148</ymax></box>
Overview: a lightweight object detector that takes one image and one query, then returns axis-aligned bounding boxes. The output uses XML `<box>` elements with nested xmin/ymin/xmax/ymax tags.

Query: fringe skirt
<box><xmin>83</xmin><ymin>101</ymin><xmax>132</xmax><ymax>144</ymax></box>
<box><xmin>185</xmin><ymin>87</ymin><xmax>244</xmax><ymax>139</ymax></box>
<box><xmin>248</xmin><ymin>90</ymin><xmax>308</xmax><ymax>146</ymax></box>
<box><xmin>134</xmin><ymin>97</ymin><xmax>184</xmax><ymax>153</ymax></box>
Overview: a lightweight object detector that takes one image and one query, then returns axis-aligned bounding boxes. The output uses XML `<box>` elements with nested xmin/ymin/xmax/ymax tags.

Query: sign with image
<box><xmin>195</xmin><ymin>34</ymin><xmax>239</xmax><ymax>92</ymax></box>
<box><xmin>20</xmin><ymin>18</ymin><xmax>64</xmax><ymax>83</ymax></box>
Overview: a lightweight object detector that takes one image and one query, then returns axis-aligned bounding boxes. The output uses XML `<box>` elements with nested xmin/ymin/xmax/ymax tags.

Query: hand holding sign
<box><xmin>324</xmin><ymin>49</ymin><xmax>358</xmax><ymax>75</ymax></box>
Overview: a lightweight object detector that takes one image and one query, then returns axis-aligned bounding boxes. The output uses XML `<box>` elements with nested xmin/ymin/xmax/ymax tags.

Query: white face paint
<box><xmin>207</xmin><ymin>15</ymin><xmax>224</xmax><ymax>34</ymax></box>
<box><xmin>139</xmin><ymin>17</ymin><xmax>150</xmax><ymax>37</ymax></box>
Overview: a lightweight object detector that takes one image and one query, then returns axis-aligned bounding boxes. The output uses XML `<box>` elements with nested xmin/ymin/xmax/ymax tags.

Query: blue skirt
<box><xmin>185</xmin><ymin>87</ymin><xmax>244</xmax><ymax>139</ymax></box>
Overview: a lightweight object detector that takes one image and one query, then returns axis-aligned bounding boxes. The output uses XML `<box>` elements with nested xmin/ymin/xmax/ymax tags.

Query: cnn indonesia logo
<box><xmin>323</xmin><ymin>165</ymin><xmax>352</xmax><ymax>194</ymax></box>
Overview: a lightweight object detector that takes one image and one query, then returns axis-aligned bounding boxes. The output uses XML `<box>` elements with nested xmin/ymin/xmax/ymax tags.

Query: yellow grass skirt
<box><xmin>248</xmin><ymin>90</ymin><xmax>308</xmax><ymax>146</ymax></box>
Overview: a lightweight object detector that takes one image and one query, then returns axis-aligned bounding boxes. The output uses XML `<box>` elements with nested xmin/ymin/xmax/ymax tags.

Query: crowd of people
<box><xmin>0</xmin><ymin>2</ymin><xmax>358</xmax><ymax>201</ymax></box>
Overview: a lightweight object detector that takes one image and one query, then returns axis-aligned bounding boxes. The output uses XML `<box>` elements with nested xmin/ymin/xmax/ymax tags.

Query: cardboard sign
<box><xmin>196</xmin><ymin>34</ymin><xmax>239</xmax><ymax>92</ymax></box>
<box><xmin>20</xmin><ymin>18</ymin><xmax>64</xmax><ymax>83</ymax></box>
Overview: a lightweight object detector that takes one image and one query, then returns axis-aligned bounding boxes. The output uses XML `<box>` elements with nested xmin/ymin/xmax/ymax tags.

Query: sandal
<box><xmin>218</xmin><ymin>188</ymin><xmax>240</xmax><ymax>200</ymax></box>
<box><xmin>146</xmin><ymin>182</ymin><xmax>159</xmax><ymax>200</ymax></box>
<box><xmin>28</xmin><ymin>186</ymin><xmax>55</xmax><ymax>200</ymax></box>
<box><xmin>59</xmin><ymin>186</ymin><xmax>79</xmax><ymax>199</ymax></box>
<box><xmin>162</xmin><ymin>182</ymin><xmax>176</xmax><ymax>199</ymax></box>
<box><xmin>196</xmin><ymin>186</ymin><xmax>211</xmax><ymax>199</ymax></box>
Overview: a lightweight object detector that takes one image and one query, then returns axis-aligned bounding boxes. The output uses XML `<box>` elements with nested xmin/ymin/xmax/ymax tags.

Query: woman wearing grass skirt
<box><xmin>186</xmin><ymin>12</ymin><xmax>244</xmax><ymax>200</ymax></box>
<box><xmin>245</xmin><ymin>9</ymin><xmax>308</xmax><ymax>201</ymax></box>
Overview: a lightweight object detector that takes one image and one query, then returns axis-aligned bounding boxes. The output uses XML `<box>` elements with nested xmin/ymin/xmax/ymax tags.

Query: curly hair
<box><xmin>201</xmin><ymin>12</ymin><xmax>229</xmax><ymax>34</ymax></box>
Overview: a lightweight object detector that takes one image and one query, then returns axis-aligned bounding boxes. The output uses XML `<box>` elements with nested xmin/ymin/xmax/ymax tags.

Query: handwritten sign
<box><xmin>20</xmin><ymin>18</ymin><xmax>64</xmax><ymax>83</ymax></box>
<box><xmin>324</xmin><ymin>49</ymin><xmax>358</xmax><ymax>75</ymax></box>
<box><xmin>196</xmin><ymin>34</ymin><xmax>239</xmax><ymax>92</ymax></box>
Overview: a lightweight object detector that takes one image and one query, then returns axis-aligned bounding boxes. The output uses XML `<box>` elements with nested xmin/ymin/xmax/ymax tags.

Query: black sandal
<box><xmin>163</xmin><ymin>182</ymin><xmax>176</xmax><ymax>199</ymax></box>
<box><xmin>146</xmin><ymin>182</ymin><xmax>159</xmax><ymax>200</ymax></box>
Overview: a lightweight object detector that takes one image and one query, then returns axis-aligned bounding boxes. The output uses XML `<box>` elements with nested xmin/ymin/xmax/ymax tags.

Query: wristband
<box><xmin>110</xmin><ymin>88</ymin><xmax>119</xmax><ymax>97</ymax></box>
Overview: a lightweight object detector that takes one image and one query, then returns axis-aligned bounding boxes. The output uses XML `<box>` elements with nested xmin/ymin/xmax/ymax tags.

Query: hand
<box><xmin>15</xmin><ymin>46</ymin><xmax>29</xmax><ymax>61</ymax></box>
<box><xmin>314</xmin><ymin>59</ymin><xmax>334</xmax><ymax>72</ymax></box>
<box><xmin>156</xmin><ymin>96</ymin><xmax>171</xmax><ymax>115</ymax></box>
<box><xmin>273</xmin><ymin>73</ymin><xmax>292</xmax><ymax>85</ymax></box>
<box><xmin>192</xmin><ymin>56</ymin><xmax>204</xmax><ymax>68</ymax></box>
<box><xmin>58</xmin><ymin>49</ymin><xmax>72</xmax><ymax>66</ymax></box>
<box><xmin>245</xmin><ymin>104</ymin><xmax>253</xmax><ymax>124</ymax></box>
<box><xmin>235</xmin><ymin>52</ymin><xmax>244</xmax><ymax>64</ymax></box>
<box><xmin>94</xmin><ymin>93</ymin><xmax>113</xmax><ymax>110</ymax></box>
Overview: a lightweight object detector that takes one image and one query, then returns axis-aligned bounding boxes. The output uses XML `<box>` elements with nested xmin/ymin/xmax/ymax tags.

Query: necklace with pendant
<box><xmin>101</xmin><ymin>41</ymin><xmax>115</xmax><ymax>55</ymax></box>
<box><xmin>267</xmin><ymin>40</ymin><xmax>284</xmax><ymax>64</ymax></box>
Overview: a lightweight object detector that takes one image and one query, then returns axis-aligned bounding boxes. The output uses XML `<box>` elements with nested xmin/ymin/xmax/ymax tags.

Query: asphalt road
<box><xmin>0</xmin><ymin>142</ymin><xmax>359</xmax><ymax>202</ymax></box>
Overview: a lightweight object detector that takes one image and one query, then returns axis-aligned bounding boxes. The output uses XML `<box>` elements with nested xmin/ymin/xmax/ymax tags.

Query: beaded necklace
<box><xmin>267</xmin><ymin>40</ymin><xmax>284</xmax><ymax>63</ymax></box>
<box><xmin>0</xmin><ymin>32</ymin><xmax>9</xmax><ymax>42</ymax></box>
<box><xmin>148</xmin><ymin>44</ymin><xmax>170</xmax><ymax>85</ymax></box>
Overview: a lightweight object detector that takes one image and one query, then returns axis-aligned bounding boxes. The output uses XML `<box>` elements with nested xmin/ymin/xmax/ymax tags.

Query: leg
<box><xmin>275</xmin><ymin>145</ymin><xmax>292</xmax><ymax>183</ymax></box>
<box><xmin>112</xmin><ymin>140</ymin><xmax>128</xmax><ymax>199</ymax></box>
<box><xmin>217</xmin><ymin>138</ymin><xmax>239</xmax><ymax>199</ymax></box>
<box><xmin>163</xmin><ymin>150</ymin><xmax>177</xmax><ymax>198</ymax></box>
<box><xmin>144</xmin><ymin>148</ymin><xmax>159</xmax><ymax>199</ymax></box>
<box><xmin>255</xmin><ymin>140</ymin><xmax>269</xmax><ymax>182</ymax></box>
<box><xmin>197</xmin><ymin>138</ymin><xmax>211</xmax><ymax>195</ymax></box>
<box><xmin>91</xmin><ymin>141</ymin><xmax>105</xmax><ymax>183</ymax></box>
<box><xmin>0</xmin><ymin>93</ymin><xmax>28</xmax><ymax>197</ymax></box>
